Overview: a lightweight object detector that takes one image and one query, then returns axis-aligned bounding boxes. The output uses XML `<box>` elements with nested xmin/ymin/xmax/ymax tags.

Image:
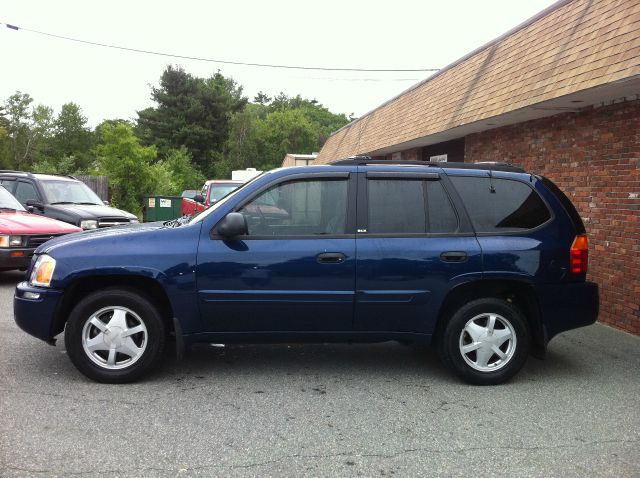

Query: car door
<box><xmin>196</xmin><ymin>172</ymin><xmax>357</xmax><ymax>333</ymax></box>
<box><xmin>354</xmin><ymin>169</ymin><xmax>483</xmax><ymax>334</ymax></box>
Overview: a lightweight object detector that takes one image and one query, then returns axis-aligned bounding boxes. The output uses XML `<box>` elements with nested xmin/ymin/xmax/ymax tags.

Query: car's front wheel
<box><xmin>438</xmin><ymin>298</ymin><xmax>530</xmax><ymax>385</ymax></box>
<box><xmin>64</xmin><ymin>288</ymin><xmax>166</xmax><ymax>383</ymax></box>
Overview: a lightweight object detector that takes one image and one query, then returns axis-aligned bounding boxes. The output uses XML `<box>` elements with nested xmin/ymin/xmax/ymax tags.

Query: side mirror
<box><xmin>27</xmin><ymin>206</ymin><xmax>35</xmax><ymax>213</ymax></box>
<box><xmin>194</xmin><ymin>194</ymin><xmax>205</xmax><ymax>204</ymax></box>
<box><xmin>217</xmin><ymin>212</ymin><xmax>248</xmax><ymax>238</ymax></box>
<box><xmin>103</xmin><ymin>200</ymin><xmax>109</xmax><ymax>206</ymax></box>
<box><xmin>26</xmin><ymin>199</ymin><xmax>44</xmax><ymax>211</ymax></box>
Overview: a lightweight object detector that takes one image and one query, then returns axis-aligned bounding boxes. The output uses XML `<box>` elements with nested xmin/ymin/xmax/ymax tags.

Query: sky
<box><xmin>1</xmin><ymin>0</ymin><xmax>558</xmax><ymax>127</ymax></box>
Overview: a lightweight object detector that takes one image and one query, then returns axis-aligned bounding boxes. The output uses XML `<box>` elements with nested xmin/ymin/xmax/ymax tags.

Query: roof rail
<box><xmin>0</xmin><ymin>170</ymin><xmax>34</xmax><ymax>177</ymax></box>
<box><xmin>33</xmin><ymin>172</ymin><xmax>78</xmax><ymax>180</ymax></box>
<box><xmin>329</xmin><ymin>158</ymin><xmax>525</xmax><ymax>173</ymax></box>
<box><xmin>0</xmin><ymin>170</ymin><xmax>80</xmax><ymax>180</ymax></box>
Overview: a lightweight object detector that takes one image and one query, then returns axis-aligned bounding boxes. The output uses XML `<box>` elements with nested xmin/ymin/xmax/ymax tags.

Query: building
<box><xmin>315</xmin><ymin>0</ymin><xmax>640</xmax><ymax>335</ymax></box>
<box><xmin>282</xmin><ymin>153</ymin><xmax>318</xmax><ymax>167</ymax></box>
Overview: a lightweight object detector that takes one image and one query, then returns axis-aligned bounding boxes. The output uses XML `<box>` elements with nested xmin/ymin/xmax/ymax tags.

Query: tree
<box><xmin>156</xmin><ymin>147</ymin><xmax>206</xmax><ymax>195</ymax></box>
<box><xmin>93</xmin><ymin>123</ymin><xmax>157</xmax><ymax>216</ymax></box>
<box><xmin>137</xmin><ymin>66</ymin><xmax>247</xmax><ymax>174</ymax></box>
<box><xmin>48</xmin><ymin>103</ymin><xmax>94</xmax><ymax>171</ymax></box>
<box><xmin>2</xmin><ymin>92</ymin><xmax>54</xmax><ymax>169</ymax></box>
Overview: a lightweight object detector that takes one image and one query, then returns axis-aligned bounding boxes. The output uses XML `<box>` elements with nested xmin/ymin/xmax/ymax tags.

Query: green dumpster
<box><xmin>143</xmin><ymin>195</ymin><xmax>183</xmax><ymax>222</ymax></box>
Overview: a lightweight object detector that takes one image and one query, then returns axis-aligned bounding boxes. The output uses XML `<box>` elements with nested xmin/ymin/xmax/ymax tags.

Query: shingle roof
<box><xmin>315</xmin><ymin>0</ymin><xmax>640</xmax><ymax>164</ymax></box>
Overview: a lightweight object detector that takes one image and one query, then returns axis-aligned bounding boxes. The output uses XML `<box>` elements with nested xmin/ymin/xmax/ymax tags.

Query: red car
<box><xmin>0</xmin><ymin>186</ymin><xmax>81</xmax><ymax>271</ymax></box>
<box><xmin>181</xmin><ymin>180</ymin><xmax>243</xmax><ymax>216</ymax></box>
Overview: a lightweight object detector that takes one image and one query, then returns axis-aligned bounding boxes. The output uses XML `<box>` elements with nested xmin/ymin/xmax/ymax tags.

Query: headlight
<box><xmin>80</xmin><ymin>220</ymin><xmax>98</xmax><ymax>230</ymax></box>
<box><xmin>130</xmin><ymin>218</ymin><xmax>139</xmax><ymax>223</ymax></box>
<box><xmin>0</xmin><ymin>235</ymin><xmax>23</xmax><ymax>247</ymax></box>
<box><xmin>29</xmin><ymin>255</ymin><xmax>57</xmax><ymax>288</ymax></box>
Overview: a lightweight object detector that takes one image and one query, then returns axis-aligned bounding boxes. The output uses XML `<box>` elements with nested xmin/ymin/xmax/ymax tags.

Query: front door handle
<box><xmin>440</xmin><ymin>251</ymin><xmax>468</xmax><ymax>263</ymax></box>
<box><xmin>317</xmin><ymin>252</ymin><xmax>346</xmax><ymax>264</ymax></box>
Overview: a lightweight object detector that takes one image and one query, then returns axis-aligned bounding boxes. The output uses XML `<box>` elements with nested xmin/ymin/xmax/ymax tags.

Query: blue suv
<box><xmin>14</xmin><ymin>159</ymin><xmax>599</xmax><ymax>385</ymax></box>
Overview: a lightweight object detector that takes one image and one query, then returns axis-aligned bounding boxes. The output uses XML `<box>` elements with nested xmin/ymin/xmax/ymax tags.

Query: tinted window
<box><xmin>13</xmin><ymin>181</ymin><xmax>40</xmax><ymax>204</ymax></box>
<box><xmin>367</xmin><ymin>179</ymin><xmax>458</xmax><ymax>234</ymax></box>
<box><xmin>427</xmin><ymin>181</ymin><xmax>458</xmax><ymax>233</ymax></box>
<box><xmin>368</xmin><ymin>180</ymin><xmax>426</xmax><ymax>233</ymax></box>
<box><xmin>239</xmin><ymin>178</ymin><xmax>348</xmax><ymax>236</ymax></box>
<box><xmin>450</xmin><ymin>176</ymin><xmax>551</xmax><ymax>232</ymax></box>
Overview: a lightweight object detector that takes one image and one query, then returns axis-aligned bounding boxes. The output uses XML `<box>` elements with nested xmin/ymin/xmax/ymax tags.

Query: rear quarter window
<box><xmin>450</xmin><ymin>176</ymin><xmax>551</xmax><ymax>233</ymax></box>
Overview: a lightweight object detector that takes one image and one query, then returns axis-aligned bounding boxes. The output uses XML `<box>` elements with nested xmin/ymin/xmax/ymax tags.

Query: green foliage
<box><xmin>137</xmin><ymin>66</ymin><xmax>247</xmax><ymax>174</ymax></box>
<box><xmin>154</xmin><ymin>147</ymin><xmax>206</xmax><ymax>195</ymax></box>
<box><xmin>225</xmin><ymin>93</ymin><xmax>350</xmax><ymax>172</ymax></box>
<box><xmin>46</xmin><ymin>103</ymin><xmax>94</xmax><ymax>172</ymax></box>
<box><xmin>93</xmin><ymin>123</ymin><xmax>157</xmax><ymax>216</ymax></box>
<box><xmin>0</xmin><ymin>70</ymin><xmax>351</xmax><ymax>214</ymax></box>
<box><xmin>1</xmin><ymin>92</ymin><xmax>54</xmax><ymax>169</ymax></box>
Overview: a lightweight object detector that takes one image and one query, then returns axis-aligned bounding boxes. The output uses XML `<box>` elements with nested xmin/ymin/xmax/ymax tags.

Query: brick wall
<box><xmin>465</xmin><ymin>99</ymin><xmax>640</xmax><ymax>335</ymax></box>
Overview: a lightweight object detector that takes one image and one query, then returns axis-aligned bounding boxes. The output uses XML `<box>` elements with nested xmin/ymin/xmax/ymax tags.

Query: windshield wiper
<box><xmin>0</xmin><ymin>207</ymin><xmax>19</xmax><ymax>211</ymax></box>
<box><xmin>76</xmin><ymin>202</ymin><xmax>101</xmax><ymax>205</ymax></box>
<box><xmin>50</xmin><ymin>201</ymin><xmax>77</xmax><ymax>205</ymax></box>
<box><xmin>163</xmin><ymin>216</ymin><xmax>192</xmax><ymax>228</ymax></box>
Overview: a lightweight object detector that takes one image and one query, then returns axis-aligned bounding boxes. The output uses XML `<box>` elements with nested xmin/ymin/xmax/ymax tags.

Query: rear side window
<box><xmin>367</xmin><ymin>179</ymin><xmax>458</xmax><ymax>234</ymax></box>
<box><xmin>540</xmin><ymin>177</ymin><xmax>585</xmax><ymax>234</ymax></box>
<box><xmin>450</xmin><ymin>176</ymin><xmax>550</xmax><ymax>233</ymax></box>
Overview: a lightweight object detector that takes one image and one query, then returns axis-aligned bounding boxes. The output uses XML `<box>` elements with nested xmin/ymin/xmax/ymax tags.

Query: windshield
<box><xmin>189</xmin><ymin>173</ymin><xmax>266</xmax><ymax>224</ymax></box>
<box><xmin>211</xmin><ymin>184</ymin><xmax>240</xmax><ymax>202</ymax></box>
<box><xmin>0</xmin><ymin>186</ymin><xmax>26</xmax><ymax>211</ymax></box>
<box><xmin>40</xmin><ymin>179</ymin><xmax>103</xmax><ymax>205</ymax></box>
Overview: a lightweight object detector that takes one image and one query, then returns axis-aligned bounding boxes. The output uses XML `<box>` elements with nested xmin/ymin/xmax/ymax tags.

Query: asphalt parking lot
<box><xmin>0</xmin><ymin>270</ymin><xmax>639</xmax><ymax>477</ymax></box>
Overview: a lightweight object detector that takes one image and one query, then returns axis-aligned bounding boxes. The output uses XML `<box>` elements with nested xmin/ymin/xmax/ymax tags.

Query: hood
<box><xmin>46</xmin><ymin>203</ymin><xmax>137</xmax><ymax>221</ymax></box>
<box><xmin>0</xmin><ymin>211</ymin><xmax>82</xmax><ymax>235</ymax></box>
<box><xmin>38</xmin><ymin>221</ymin><xmax>166</xmax><ymax>254</ymax></box>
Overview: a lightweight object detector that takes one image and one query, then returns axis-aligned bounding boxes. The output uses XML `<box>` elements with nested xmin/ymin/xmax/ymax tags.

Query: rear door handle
<box><xmin>317</xmin><ymin>252</ymin><xmax>346</xmax><ymax>264</ymax></box>
<box><xmin>440</xmin><ymin>251</ymin><xmax>468</xmax><ymax>263</ymax></box>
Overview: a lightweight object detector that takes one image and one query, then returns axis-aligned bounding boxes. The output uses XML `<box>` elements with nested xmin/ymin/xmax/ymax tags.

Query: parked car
<box><xmin>0</xmin><ymin>185</ymin><xmax>81</xmax><ymax>271</ymax></box>
<box><xmin>181</xmin><ymin>179</ymin><xmax>243</xmax><ymax>216</ymax></box>
<box><xmin>0</xmin><ymin>171</ymin><xmax>139</xmax><ymax>230</ymax></box>
<box><xmin>14</xmin><ymin>159</ymin><xmax>598</xmax><ymax>384</ymax></box>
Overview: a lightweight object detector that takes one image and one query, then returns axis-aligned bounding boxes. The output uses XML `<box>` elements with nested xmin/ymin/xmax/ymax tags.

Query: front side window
<box><xmin>13</xmin><ymin>181</ymin><xmax>40</xmax><ymax>205</ymax></box>
<box><xmin>0</xmin><ymin>185</ymin><xmax>26</xmax><ymax>211</ymax></box>
<box><xmin>238</xmin><ymin>178</ymin><xmax>348</xmax><ymax>236</ymax></box>
<box><xmin>450</xmin><ymin>176</ymin><xmax>551</xmax><ymax>233</ymax></box>
<box><xmin>367</xmin><ymin>179</ymin><xmax>458</xmax><ymax>234</ymax></box>
<box><xmin>0</xmin><ymin>179</ymin><xmax>16</xmax><ymax>194</ymax></box>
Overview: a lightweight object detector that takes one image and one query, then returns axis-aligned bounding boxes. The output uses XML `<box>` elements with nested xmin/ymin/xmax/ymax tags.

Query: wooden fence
<box><xmin>77</xmin><ymin>175</ymin><xmax>109</xmax><ymax>201</ymax></box>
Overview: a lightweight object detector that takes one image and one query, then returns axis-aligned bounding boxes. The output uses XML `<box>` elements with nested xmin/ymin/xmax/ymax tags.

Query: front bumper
<box><xmin>0</xmin><ymin>248</ymin><xmax>34</xmax><ymax>270</ymax></box>
<box><xmin>14</xmin><ymin>281</ymin><xmax>64</xmax><ymax>343</ymax></box>
<box><xmin>536</xmin><ymin>281</ymin><xmax>599</xmax><ymax>342</ymax></box>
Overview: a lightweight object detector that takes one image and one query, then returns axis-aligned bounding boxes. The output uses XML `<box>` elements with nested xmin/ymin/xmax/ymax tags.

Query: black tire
<box><xmin>64</xmin><ymin>288</ymin><xmax>166</xmax><ymax>383</ymax></box>
<box><xmin>438</xmin><ymin>298</ymin><xmax>529</xmax><ymax>385</ymax></box>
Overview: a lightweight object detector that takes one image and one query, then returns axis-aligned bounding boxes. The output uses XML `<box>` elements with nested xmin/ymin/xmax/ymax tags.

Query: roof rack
<box><xmin>329</xmin><ymin>157</ymin><xmax>525</xmax><ymax>173</ymax></box>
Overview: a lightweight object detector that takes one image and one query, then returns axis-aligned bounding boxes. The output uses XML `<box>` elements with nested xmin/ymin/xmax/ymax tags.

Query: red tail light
<box><xmin>570</xmin><ymin>234</ymin><xmax>589</xmax><ymax>275</ymax></box>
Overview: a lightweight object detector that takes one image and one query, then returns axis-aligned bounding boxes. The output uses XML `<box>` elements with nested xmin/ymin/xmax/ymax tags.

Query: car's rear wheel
<box><xmin>438</xmin><ymin>298</ymin><xmax>529</xmax><ymax>385</ymax></box>
<box><xmin>64</xmin><ymin>288</ymin><xmax>165</xmax><ymax>383</ymax></box>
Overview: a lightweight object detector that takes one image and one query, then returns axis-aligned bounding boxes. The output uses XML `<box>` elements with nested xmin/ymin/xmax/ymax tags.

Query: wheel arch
<box><xmin>433</xmin><ymin>279</ymin><xmax>545</xmax><ymax>357</ymax></box>
<box><xmin>51</xmin><ymin>274</ymin><xmax>175</xmax><ymax>338</ymax></box>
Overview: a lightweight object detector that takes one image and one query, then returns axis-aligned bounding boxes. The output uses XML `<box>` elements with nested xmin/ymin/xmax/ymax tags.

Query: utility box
<box><xmin>143</xmin><ymin>195</ymin><xmax>183</xmax><ymax>222</ymax></box>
